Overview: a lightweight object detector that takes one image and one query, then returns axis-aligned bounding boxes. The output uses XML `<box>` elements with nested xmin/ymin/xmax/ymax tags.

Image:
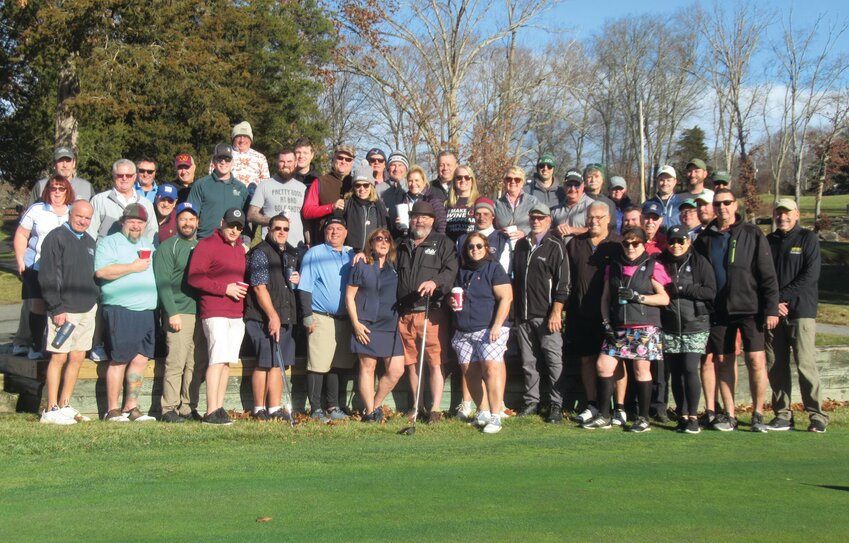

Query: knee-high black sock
<box><xmin>290</xmin><ymin>373</ymin><xmax>308</xmax><ymax>413</ymax></box>
<box><xmin>596</xmin><ymin>376</ymin><xmax>615</xmax><ymax>418</ymax></box>
<box><xmin>307</xmin><ymin>372</ymin><xmax>324</xmax><ymax>412</ymax></box>
<box><xmin>29</xmin><ymin>312</ymin><xmax>47</xmax><ymax>352</ymax></box>
<box><xmin>637</xmin><ymin>380</ymin><xmax>652</xmax><ymax>419</ymax></box>
<box><xmin>325</xmin><ymin>371</ymin><xmax>340</xmax><ymax>409</ymax></box>
<box><xmin>683</xmin><ymin>353</ymin><xmax>702</xmax><ymax>417</ymax></box>
<box><xmin>668</xmin><ymin>353</ymin><xmax>685</xmax><ymax>418</ymax></box>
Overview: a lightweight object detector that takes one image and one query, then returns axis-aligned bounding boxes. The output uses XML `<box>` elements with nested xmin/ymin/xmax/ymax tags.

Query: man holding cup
<box><xmin>188</xmin><ymin>208</ymin><xmax>250</xmax><ymax>425</ymax></box>
<box><xmin>94</xmin><ymin>203</ymin><xmax>158</xmax><ymax>422</ymax></box>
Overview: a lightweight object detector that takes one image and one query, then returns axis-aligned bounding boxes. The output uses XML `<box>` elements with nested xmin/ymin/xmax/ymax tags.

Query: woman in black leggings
<box><xmin>659</xmin><ymin>225</ymin><xmax>716</xmax><ymax>434</ymax></box>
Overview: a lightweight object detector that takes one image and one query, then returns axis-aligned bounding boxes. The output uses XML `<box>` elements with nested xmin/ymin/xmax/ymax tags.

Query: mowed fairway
<box><xmin>1</xmin><ymin>411</ymin><xmax>848</xmax><ymax>542</ymax></box>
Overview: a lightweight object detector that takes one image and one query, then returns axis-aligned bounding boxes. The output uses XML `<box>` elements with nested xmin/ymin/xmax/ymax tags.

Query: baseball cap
<box><xmin>609</xmin><ymin>176</ymin><xmax>627</xmax><ymax>190</ymax></box>
<box><xmin>642</xmin><ymin>201</ymin><xmax>663</xmax><ymax>217</ymax></box>
<box><xmin>175</xmin><ymin>153</ymin><xmax>194</xmax><ymax>168</ymax></box>
<box><xmin>323</xmin><ymin>216</ymin><xmax>347</xmax><ymax>229</ymax></box>
<box><xmin>334</xmin><ymin>145</ymin><xmax>356</xmax><ymax>159</ymax></box>
<box><xmin>656</xmin><ymin>165</ymin><xmax>676</xmax><ymax>179</ymax></box>
<box><xmin>213</xmin><ymin>143</ymin><xmax>233</xmax><ymax>159</ymax></box>
<box><xmin>564</xmin><ymin>170</ymin><xmax>583</xmax><ymax>183</ymax></box>
<box><xmin>537</xmin><ymin>153</ymin><xmax>556</xmax><ymax>169</ymax></box>
<box><xmin>175</xmin><ymin>202</ymin><xmax>198</xmax><ymax>216</ymax></box>
<box><xmin>583</xmin><ymin>163</ymin><xmax>605</xmax><ymax>179</ymax></box>
<box><xmin>686</xmin><ymin>158</ymin><xmax>707</xmax><ymax>170</ymax></box>
<box><xmin>711</xmin><ymin>170</ymin><xmax>730</xmax><ymax>185</ymax></box>
<box><xmin>694</xmin><ymin>191</ymin><xmax>713</xmax><ymax>204</ymax></box>
<box><xmin>774</xmin><ymin>198</ymin><xmax>798</xmax><ymax>211</ymax></box>
<box><xmin>53</xmin><ymin>146</ymin><xmax>75</xmax><ymax>162</ymax></box>
<box><xmin>678</xmin><ymin>198</ymin><xmax>697</xmax><ymax>210</ymax></box>
<box><xmin>223</xmin><ymin>207</ymin><xmax>245</xmax><ymax>227</ymax></box>
<box><xmin>122</xmin><ymin>203</ymin><xmax>148</xmax><ymax>222</ymax></box>
<box><xmin>666</xmin><ymin>225</ymin><xmax>688</xmax><ymax>241</ymax></box>
<box><xmin>366</xmin><ymin>148</ymin><xmax>386</xmax><ymax>162</ymax></box>
<box><xmin>528</xmin><ymin>203</ymin><xmax>551</xmax><ymax>217</ymax></box>
<box><xmin>156</xmin><ymin>184</ymin><xmax>178</xmax><ymax>201</ymax></box>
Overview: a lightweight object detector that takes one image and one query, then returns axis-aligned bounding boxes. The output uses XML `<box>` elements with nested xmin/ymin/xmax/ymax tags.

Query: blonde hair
<box><xmin>503</xmin><ymin>165</ymin><xmax>526</xmax><ymax>183</ymax></box>
<box><xmin>447</xmin><ymin>164</ymin><xmax>480</xmax><ymax>207</ymax></box>
<box><xmin>344</xmin><ymin>182</ymin><xmax>378</xmax><ymax>203</ymax></box>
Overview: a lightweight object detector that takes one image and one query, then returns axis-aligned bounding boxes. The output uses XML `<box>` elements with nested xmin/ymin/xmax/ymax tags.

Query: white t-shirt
<box><xmin>250</xmin><ymin>175</ymin><xmax>307</xmax><ymax>246</ymax></box>
<box><xmin>19</xmin><ymin>203</ymin><xmax>69</xmax><ymax>270</ymax></box>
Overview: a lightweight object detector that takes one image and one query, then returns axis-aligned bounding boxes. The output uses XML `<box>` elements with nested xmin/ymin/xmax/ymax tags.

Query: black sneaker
<box><xmin>750</xmin><ymin>411</ymin><xmax>768</xmax><ymax>433</ymax></box>
<box><xmin>699</xmin><ymin>410</ymin><xmax>716</xmax><ymax>428</ymax></box>
<box><xmin>684</xmin><ymin>419</ymin><xmax>701</xmax><ymax>434</ymax></box>
<box><xmin>675</xmin><ymin>420</ymin><xmax>687</xmax><ymax>433</ymax></box>
<box><xmin>629</xmin><ymin>416</ymin><xmax>651</xmax><ymax>433</ymax></box>
<box><xmin>203</xmin><ymin>408</ymin><xmax>233</xmax><ymax>426</ymax></box>
<box><xmin>188</xmin><ymin>409</ymin><xmax>204</xmax><ymax>422</ymax></box>
<box><xmin>581</xmin><ymin>414</ymin><xmax>612</xmax><ymax>430</ymax></box>
<box><xmin>517</xmin><ymin>403</ymin><xmax>539</xmax><ymax>417</ymax></box>
<box><xmin>160</xmin><ymin>410</ymin><xmax>185</xmax><ymax>423</ymax></box>
<box><xmin>808</xmin><ymin>420</ymin><xmax>827</xmax><ymax>433</ymax></box>
<box><xmin>252</xmin><ymin>409</ymin><xmax>270</xmax><ymax>421</ymax></box>
<box><xmin>650</xmin><ymin>409</ymin><xmax>670</xmax><ymax>423</ymax></box>
<box><xmin>711</xmin><ymin>414</ymin><xmax>737</xmax><ymax>432</ymax></box>
<box><xmin>766</xmin><ymin>417</ymin><xmax>794</xmax><ymax>431</ymax></box>
<box><xmin>546</xmin><ymin>406</ymin><xmax>563</xmax><ymax>424</ymax></box>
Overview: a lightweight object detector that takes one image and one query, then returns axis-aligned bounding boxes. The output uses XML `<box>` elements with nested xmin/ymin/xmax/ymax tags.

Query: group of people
<box><xmin>16</xmin><ymin>123</ymin><xmax>828</xmax><ymax>435</ymax></box>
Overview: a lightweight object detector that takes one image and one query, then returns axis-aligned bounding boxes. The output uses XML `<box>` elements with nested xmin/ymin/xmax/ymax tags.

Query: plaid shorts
<box><xmin>451</xmin><ymin>327</ymin><xmax>510</xmax><ymax>364</ymax></box>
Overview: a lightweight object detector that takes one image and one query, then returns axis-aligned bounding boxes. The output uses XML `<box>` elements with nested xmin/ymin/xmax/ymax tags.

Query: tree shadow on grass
<box><xmin>801</xmin><ymin>483</ymin><xmax>849</xmax><ymax>492</ymax></box>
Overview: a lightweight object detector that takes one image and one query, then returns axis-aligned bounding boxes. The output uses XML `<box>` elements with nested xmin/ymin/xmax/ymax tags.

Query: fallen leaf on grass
<box><xmin>256</xmin><ymin>516</ymin><xmax>273</xmax><ymax>523</ymax></box>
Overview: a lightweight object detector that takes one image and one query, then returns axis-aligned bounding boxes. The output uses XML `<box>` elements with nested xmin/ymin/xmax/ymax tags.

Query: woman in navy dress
<box><xmin>345</xmin><ymin>228</ymin><xmax>405</xmax><ymax>422</ymax></box>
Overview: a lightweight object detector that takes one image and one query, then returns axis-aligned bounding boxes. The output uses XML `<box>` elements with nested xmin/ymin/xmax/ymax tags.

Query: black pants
<box><xmin>668</xmin><ymin>352</ymin><xmax>702</xmax><ymax>417</ymax></box>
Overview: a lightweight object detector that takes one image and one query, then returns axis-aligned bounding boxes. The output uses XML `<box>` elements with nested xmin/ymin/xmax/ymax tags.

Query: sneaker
<box><xmin>12</xmin><ymin>344</ymin><xmax>28</xmax><ymax>356</ymax></box>
<box><xmin>482</xmin><ymin>415</ymin><xmax>502</xmax><ymax>434</ymax></box>
<box><xmin>629</xmin><ymin>416</ymin><xmax>652</xmax><ymax>433</ymax></box>
<box><xmin>362</xmin><ymin>407</ymin><xmax>383</xmax><ymax>423</ymax></box>
<box><xmin>103</xmin><ymin>408</ymin><xmax>129</xmax><ymax>422</ymax></box>
<box><xmin>612</xmin><ymin>409</ymin><xmax>628</xmax><ymax>427</ymax></box>
<box><xmin>27</xmin><ymin>348</ymin><xmax>43</xmax><ymax>360</ymax></box>
<box><xmin>546</xmin><ymin>405</ymin><xmax>563</xmax><ymax>424</ymax></box>
<box><xmin>428</xmin><ymin>411</ymin><xmax>444</xmax><ymax>424</ymax></box>
<box><xmin>675</xmin><ymin>420</ymin><xmax>687</xmax><ymax>433</ymax></box>
<box><xmin>766</xmin><ymin>417</ymin><xmax>794</xmax><ymax>431</ymax></box>
<box><xmin>517</xmin><ymin>403</ymin><xmax>539</xmax><ymax>417</ymax></box>
<box><xmin>750</xmin><ymin>412</ymin><xmax>768</xmax><ymax>433</ymax></box>
<box><xmin>269</xmin><ymin>409</ymin><xmax>291</xmax><ymax>421</ymax></box>
<box><xmin>124</xmin><ymin>407</ymin><xmax>156</xmax><ymax>422</ymax></box>
<box><xmin>310</xmin><ymin>409</ymin><xmax>329</xmax><ymax>423</ymax></box>
<box><xmin>472</xmin><ymin>410</ymin><xmax>491</xmax><ymax>428</ymax></box>
<box><xmin>202</xmin><ymin>408</ymin><xmax>233</xmax><ymax>425</ymax></box>
<box><xmin>160</xmin><ymin>410</ymin><xmax>185</xmax><ymax>423</ymax></box>
<box><xmin>454</xmin><ymin>401</ymin><xmax>474</xmax><ymax>421</ymax></box>
<box><xmin>251</xmin><ymin>409</ymin><xmax>270</xmax><ymax>421</ymax></box>
<box><xmin>187</xmin><ymin>409</ymin><xmax>204</xmax><ymax>422</ymax></box>
<box><xmin>711</xmin><ymin>414</ymin><xmax>738</xmax><ymax>432</ymax></box>
<box><xmin>808</xmin><ymin>420</ymin><xmax>827</xmax><ymax>433</ymax></box>
<box><xmin>582</xmin><ymin>414</ymin><xmax>612</xmax><ymax>430</ymax></box>
<box><xmin>574</xmin><ymin>404</ymin><xmax>599</xmax><ymax>424</ymax></box>
<box><xmin>88</xmin><ymin>344</ymin><xmax>107</xmax><ymax>362</ymax></box>
<box><xmin>650</xmin><ymin>409</ymin><xmax>669</xmax><ymax>423</ymax></box>
<box><xmin>40</xmin><ymin>406</ymin><xmax>76</xmax><ymax>425</ymax></box>
<box><xmin>328</xmin><ymin>408</ymin><xmax>349</xmax><ymax>421</ymax></box>
<box><xmin>684</xmin><ymin>419</ymin><xmax>701</xmax><ymax>434</ymax></box>
<box><xmin>699</xmin><ymin>410</ymin><xmax>716</xmax><ymax>428</ymax></box>
<box><xmin>59</xmin><ymin>405</ymin><xmax>91</xmax><ymax>422</ymax></box>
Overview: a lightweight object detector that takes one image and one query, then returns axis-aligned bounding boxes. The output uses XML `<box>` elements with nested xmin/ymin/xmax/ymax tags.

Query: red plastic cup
<box><xmin>138</xmin><ymin>249</ymin><xmax>152</xmax><ymax>259</ymax></box>
<box><xmin>451</xmin><ymin>287</ymin><xmax>464</xmax><ymax>311</ymax></box>
<box><xmin>237</xmin><ymin>281</ymin><xmax>249</xmax><ymax>289</ymax></box>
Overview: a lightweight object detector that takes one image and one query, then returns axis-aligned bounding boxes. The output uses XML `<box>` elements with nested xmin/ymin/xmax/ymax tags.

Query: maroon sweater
<box><xmin>187</xmin><ymin>229</ymin><xmax>247</xmax><ymax>319</ymax></box>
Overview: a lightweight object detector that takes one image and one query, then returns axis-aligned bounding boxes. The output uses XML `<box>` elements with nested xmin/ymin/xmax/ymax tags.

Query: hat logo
<box><xmin>233</xmin><ymin>210</ymin><xmax>242</xmax><ymax>217</ymax></box>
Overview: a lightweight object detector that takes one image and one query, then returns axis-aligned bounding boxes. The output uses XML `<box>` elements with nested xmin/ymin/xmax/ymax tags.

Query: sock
<box><xmin>268</xmin><ymin>406</ymin><xmax>281</xmax><ymax>414</ymax></box>
<box><xmin>596</xmin><ymin>376</ymin><xmax>615</xmax><ymax>418</ymax></box>
<box><xmin>614</xmin><ymin>403</ymin><xmax>624</xmax><ymax>411</ymax></box>
<box><xmin>253</xmin><ymin>406</ymin><xmax>265</xmax><ymax>414</ymax></box>
<box><xmin>637</xmin><ymin>380</ymin><xmax>652</xmax><ymax>419</ymax></box>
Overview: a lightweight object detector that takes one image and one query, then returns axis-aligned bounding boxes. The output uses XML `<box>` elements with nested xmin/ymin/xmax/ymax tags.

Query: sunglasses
<box><xmin>622</xmin><ymin>240</ymin><xmax>642</xmax><ymax>248</ymax></box>
<box><xmin>226</xmin><ymin>223</ymin><xmax>244</xmax><ymax>231</ymax></box>
<box><xmin>368</xmin><ymin>158</ymin><xmax>385</xmax><ymax>164</ymax></box>
<box><xmin>372</xmin><ymin>235</ymin><xmax>390</xmax><ymax>243</ymax></box>
<box><xmin>565</xmin><ymin>182</ymin><xmax>582</xmax><ymax>189</ymax></box>
<box><xmin>354</xmin><ymin>183</ymin><xmax>371</xmax><ymax>189</ymax></box>
<box><xmin>713</xmin><ymin>200</ymin><xmax>735</xmax><ymax>208</ymax></box>
<box><xmin>335</xmin><ymin>155</ymin><xmax>354</xmax><ymax>162</ymax></box>
<box><xmin>668</xmin><ymin>238</ymin><xmax>687</xmax><ymax>246</ymax></box>
<box><xmin>214</xmin><ymin>156</ymin><xmax>232</xmax><ymax>163</ymax></box>
<box><xmin>455</xmin><ymin>175</ymin><xmax>472</xmax><ymax>181</ymax></box>
<box><xmin>115</xmin><ymin>173</ymin><xmax>134</xmax><ymax>179</ymax></box>
<box><xmin>528</xmin><ymin>215</ymin><xmax>547</xmax><ymax>222</ymax></box>
<box><xmin>49</xmin><ymin>186</ymin><xmax>67</xmax><ymax>192</ymax></box>
<box><xmin>138</xmin><ymin>168</ymin><xmax>156</xmax><ymax>174</ymax></box>
<box><xmin>467</xmin><ymin>243</ymin><xmax>486</xmax><ymax>250</ymax></box>
<box><xmin>504</xmin><ymin>177</ymin><xmax>523</xmax><ymax>184</ymax></box>
<box><xmin>538</xmin><ymin>164</ymin><xmax>553</xmax><ymax>170</ymax></box>
<box><xmin>271</xmin><ymin>226</ymin><xmax>290</xmax><ymax>232</ymax></box>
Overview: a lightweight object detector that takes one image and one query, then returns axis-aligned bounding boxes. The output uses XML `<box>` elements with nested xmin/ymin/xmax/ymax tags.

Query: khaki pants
<box><xmin>161</xmin><ymin>314</ymin><xmax>207</xmax><ymax>415</ymax></box>
<box><xmin>765</xmin><ymin>317</ymin><xmax>828</xmax><ymax>424</ymax></box>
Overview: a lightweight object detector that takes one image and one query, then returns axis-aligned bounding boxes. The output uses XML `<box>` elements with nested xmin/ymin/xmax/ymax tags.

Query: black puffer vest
<box><xmin>661</xmin><ymin>253</ymin><xmax>711</xmax><ymax>334</ymax></box>
<box><xmin>609</xmin><ymin>254</ymin><xmax>661</xmax><ymax>327</ymax></box>
<box><xmin>244</xmin><ymin>238</ymin><xmax>299</xmax><ymax>326</ymax></box>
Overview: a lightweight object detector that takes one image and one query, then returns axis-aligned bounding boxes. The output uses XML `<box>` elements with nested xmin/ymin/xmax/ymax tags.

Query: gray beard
<box><xmin>410</xmin><ymin>225</ymin><xmax>431</xmax><ymax>240</ymax></box>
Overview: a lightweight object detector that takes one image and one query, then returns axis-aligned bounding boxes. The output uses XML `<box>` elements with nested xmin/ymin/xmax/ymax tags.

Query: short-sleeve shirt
<box><xmin>297</xmin><ymin>243</ymin><xmax>354</xmax><ymax>316</ymax></box>
<box><xmin>250</xmin><ymin>175</ymin><xmax>306</xmax><ymax>245</ymax></box>
<box><xmin>454</xmin><ymin>260</ymin><xmax>512</xmax><ymax>332</ymax></box>
<box><xmin>19</xmin><ymin>203</ymin><xmax>69</xmax><ymax>270</ymax></box>
<box><xmin>248</xmin><ymin>250</ymin><xmax>271</xmax><ymax>287</ymax></box>
<box><xmin>604</xmin><ymin>259</ymin><xmax>672</xmax><ymax>286</ymax></box>
<box><xmin>349</xmin><ymin>260</ymin><xmax>399</xmax><ymax>331</ymax></box>
<box><xmin>95</xmin><ymin>232</ymin><xmax>158</xmax><ymax>311</ymax></box>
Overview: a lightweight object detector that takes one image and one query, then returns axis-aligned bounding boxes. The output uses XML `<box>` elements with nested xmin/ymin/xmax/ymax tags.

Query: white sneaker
<box><xmin>89</xmin><ymin>344</ymin><xmax>107</xmax><ymax>362</ymax></box>
<box><xmin>103</xmin><ymin>409</ymin><xmax>130</xmax><ymax>422</ymax></box>
<box><xmin>40</xmin><ymin>406</ymin><xmax>77</xmax><ymax>425</ymax></box>
<box><xmin>612</xmin><ymin>409</ymin><xmax>628</xmax><ymax>427</ymax></box>
<box><xmin>27</xmin><ymin>348</ymin><xmax>43</xmax><ymax>360</ymax></box>
<box><xmin>482</xmin><ymin>415</ymin><xmax>502</xmax><ymax>434</ymax></box>
<box><xmin>59</xmin><ymin>405</ymin><xmax>91</xmax><ymax>422</ymax></box>
<box><xmin>575</xmin><ymin>405</ymin><xmax>599</xmax><ymax>424</ymax></box>
<box><xmin>472</xmin><ymin>410</ymin><xmax>492</xmax><ymax>428</ymax></box>
<box><xmin>124</xmin><ymin>407</ymin><xmax>156</xmax><ymax>422</ymax></box>
<box><xmin>12</xmin><ymin>344</ymin><xmax>28</xmax><ymax>356</ymax></box>
<box><xmin>455</xmin><ymin>401</ymin><xmax>474</xmax><ymax>421</ymax></box>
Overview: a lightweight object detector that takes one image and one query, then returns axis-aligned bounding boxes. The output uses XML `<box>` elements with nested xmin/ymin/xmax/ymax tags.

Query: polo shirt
<box><xmin>297</xmin><ymin>243</ymin><xmax>354</xmax><ymax>316</ymax></box>
<box><xmin>94</xmin><ymin>232</ymin><xmax>157</xmax><ymax>311</ymax></box>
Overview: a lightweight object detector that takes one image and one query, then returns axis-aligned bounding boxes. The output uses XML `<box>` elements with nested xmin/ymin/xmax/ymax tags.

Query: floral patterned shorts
<box><xmin>600</xmin><ymin>325</ymin><xmax>664</xmax><ymax>360</ymax></box>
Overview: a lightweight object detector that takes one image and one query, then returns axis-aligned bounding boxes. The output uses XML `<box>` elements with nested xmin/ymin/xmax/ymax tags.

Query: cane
<box><xmin>399</xmin><ymin>294</ymin><xmax>430</xmax><ymax>436</ymax></box>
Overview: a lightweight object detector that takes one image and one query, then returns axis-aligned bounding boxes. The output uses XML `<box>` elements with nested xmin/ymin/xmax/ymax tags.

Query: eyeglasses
<box><xmin>622</xmin><ymin>240</ymin><xmax>642</xmax><ymax>248</ymax></box>
<box><xmin>368</xmin><ymin>158</ymin><xmax>385</xmax><ymax>164</ymax></box>
<box><xmin>354</xmin><ymin>183</ymin><xmax>371</xmax><ymax>189</ymax></box>
<box><xmin>271</xmin><ymin>226</ymin><xmax>290</xmax><ymax>232</ymax></box>
<box><xmin>668</xmin><ymin>238</ymin><xmax>687</xmax><ymax>246</ymax></box>
<box><xmin>214</xmin><ymin>156</ymin><xmax>232</xmax><ymax>163</ymax></box>
<box><xmin>538</xmin><ymin>164</ymin><xmax>553</xmax><ymax>170</ymax></box>
<box><xmin>115</xmin><ymin>173</ymin><xmax>134</xmax><ymax>179</ymax></box>
<box><xmin>335</xmin><ymin>155</ymin><xmax>354</xmax><ymax>162</ymax></box>
<box><xmin>138</xmin><ymin>168</ymin><xmax>156</xmax><ymax>175</ymax></box>
<box><xmin>467</xmin><ymin>243</ymin><xmax>485</xmax><ymax>250</ymax></box>
<box><xmin>455</xmin><ymin>175</ymin><xmax>472</xmax><ymax>182</ymax></box>
<box><xmin>372</xmin><ymin>235</ymin><xmax>390</xmax><ymax>243</ymax></box>
<box><xmin>504</xmin><ymin>177</ymin><xmax>523</xmax><ymax>184</ymax></box>
<box><xmin>49</xmin><ymin>186</ymin><xmax>67</xmax><ymax>192</ymax></box>
<box><xmin>713</xmin><ymin>200</ymin><xmax>735</xmax><ymax>208</ymax></box>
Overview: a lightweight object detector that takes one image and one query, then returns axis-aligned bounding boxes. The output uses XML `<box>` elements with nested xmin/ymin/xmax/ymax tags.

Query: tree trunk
<box><xmin>54</xmin><ymin>55</ymin><xmax>79</xmax><ymax>150</ymax></box>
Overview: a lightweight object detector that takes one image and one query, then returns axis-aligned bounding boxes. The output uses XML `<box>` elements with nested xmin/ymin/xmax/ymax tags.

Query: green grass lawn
<box><xmin>758</xmin><ymin>193</ymin><xmax>849</xmax><ymax>219</ymax></box>
<box><xmin>2</xmin><ymin>410</ymin><xmax>849</xmax><ymax>542</ymax></box>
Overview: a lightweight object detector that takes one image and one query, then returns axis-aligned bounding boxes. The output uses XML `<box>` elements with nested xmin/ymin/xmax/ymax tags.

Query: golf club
<box><xmin>274</xmin><ymin>338</ymin><xmax>296</xmax><ymax>427</ymax></box>
<box><xmin>399</xmin><ymin>294</ymin><xmax>430</xmax><ymax>436</ymax></box>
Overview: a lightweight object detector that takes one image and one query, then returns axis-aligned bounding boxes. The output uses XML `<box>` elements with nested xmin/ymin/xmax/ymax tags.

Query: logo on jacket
<box><xmin>790</xmin><ymin>247</ymin><xmax>802</xmax><ymax>255</ymax></box>
<box><xmin>424</xmin><ymin>248</ymin><xmax>436</xmax><ymax>255</ymax></box>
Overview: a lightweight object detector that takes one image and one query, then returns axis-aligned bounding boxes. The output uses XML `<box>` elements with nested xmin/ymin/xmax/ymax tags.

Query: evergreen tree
<box><xmin>670</xmin><ymin>126</ymin><xmax>710</xmax><ymax>178</ymax></box>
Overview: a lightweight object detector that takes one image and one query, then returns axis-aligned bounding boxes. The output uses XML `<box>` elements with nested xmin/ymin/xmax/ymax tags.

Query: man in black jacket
<box><xmin>396</xmin><ymin>200</ymin><xmax>458</xmax><ymax>423</ymax></box>
<box><xmin>694</xmin><ymin>188</ymin><xmax>779</xmax><ymax>432</ymax></box>
<box><xmin>513</xmin><ymin>203</ymin><xmax>571</xmax><ymax>423</ymax></box>
<box><xmin>765</xmin><ymin>199</ymin><xmax>828</xmax><ymax>433</ymax></box>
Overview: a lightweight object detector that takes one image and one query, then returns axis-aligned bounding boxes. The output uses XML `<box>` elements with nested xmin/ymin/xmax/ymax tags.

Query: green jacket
<box><xmin>153</xmin><ymin>234</ymin><xmax>198</xmax><ymax>317</ymax></box>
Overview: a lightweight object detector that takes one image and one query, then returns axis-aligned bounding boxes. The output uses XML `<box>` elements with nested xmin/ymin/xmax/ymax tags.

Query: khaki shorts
<box><xmin>307</xmin><ymin>313</ymin><xmax>356</xmax><ymax>373</ymax></box>
<box><xmin>46</xmin><ymin>304</ymin><xmax>97</xmax><ymax>354</ymax></box>
<box><xmin>202</xmin><ymin>317</ymin><xmax>245</xmax><ymax>365</ymax></box>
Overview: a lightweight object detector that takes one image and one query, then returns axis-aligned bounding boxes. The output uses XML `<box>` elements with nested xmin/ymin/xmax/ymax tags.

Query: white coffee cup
<box><xmin>396</xmin><ymin>203</ymin><xmax>410</xmax><ymax>229</ymax></box>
